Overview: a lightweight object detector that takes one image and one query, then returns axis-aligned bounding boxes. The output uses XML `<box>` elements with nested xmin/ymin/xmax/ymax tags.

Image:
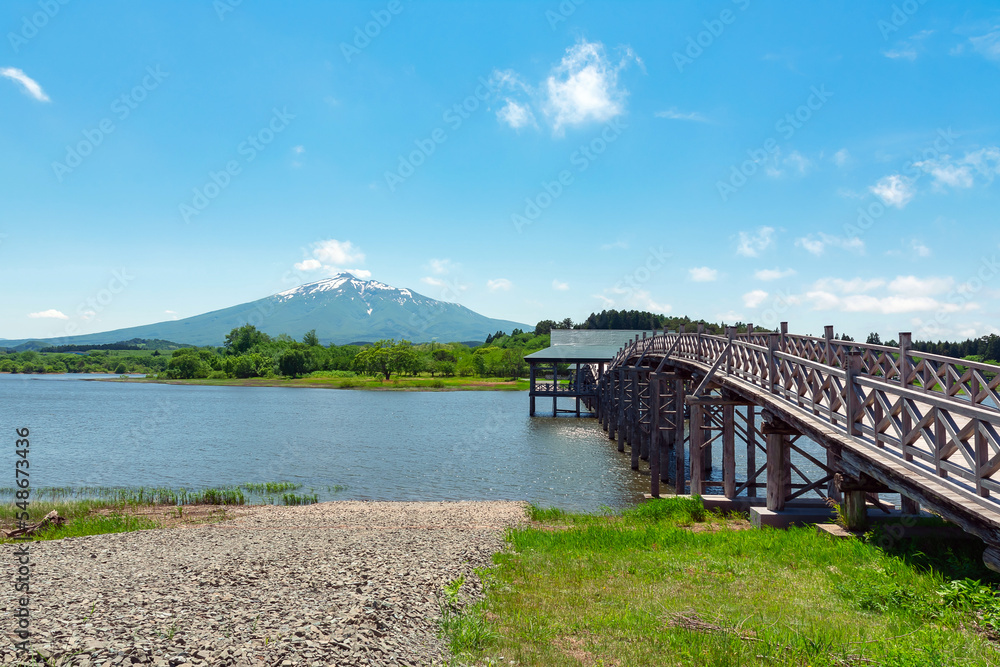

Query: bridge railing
<box><xmin>607</xmin><ymin>329</ymin><xmax>1000</xmax><ymax>511</ymax></box>
<box><xmin>611</xmin><ymin>329</ymin><xmax>1000</xmax><ymax>412</ymax></box>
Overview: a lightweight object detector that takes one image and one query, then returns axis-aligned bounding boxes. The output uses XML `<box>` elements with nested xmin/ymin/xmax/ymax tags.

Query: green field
<box><xmin>443</xmin><ymin>498</ymin><xmax>1000</xmax><ymax>666</ymax></box>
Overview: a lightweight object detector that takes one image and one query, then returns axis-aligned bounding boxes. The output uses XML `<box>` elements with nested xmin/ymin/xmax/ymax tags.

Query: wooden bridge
<box><xmin>578</xmin><ymin>323</ymin><xmax>1000</xmax><ymax>571</ymax></box>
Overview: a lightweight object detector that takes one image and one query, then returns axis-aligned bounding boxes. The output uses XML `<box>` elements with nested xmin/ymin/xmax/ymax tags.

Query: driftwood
<box><xmin>3</xmin><ymin>510</ymin><xmax>64</xmax><ymax>538</ymax></box>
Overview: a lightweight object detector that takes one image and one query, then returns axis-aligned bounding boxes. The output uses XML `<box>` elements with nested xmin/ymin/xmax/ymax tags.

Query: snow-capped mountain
<box><xmin>4</xmin><ymin>274</ymin><xmax>531</xmax><ymax>347</ymax></box>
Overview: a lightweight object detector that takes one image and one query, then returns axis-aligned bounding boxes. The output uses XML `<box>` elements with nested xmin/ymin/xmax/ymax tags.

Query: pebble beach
<box><xmin>1</xmin><ymin>501</ymin><xmax>528</xmax><ymax>666</ymax></box>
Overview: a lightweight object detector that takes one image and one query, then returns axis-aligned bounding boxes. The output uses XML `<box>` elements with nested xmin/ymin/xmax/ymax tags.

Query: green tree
<box><xmin>166</xmin><ymin>349</ymin><xmax>209</xmax><ymax>379</ymax></box>
<box><xmin>353</xmin><ymin>339</ymin><xmax>419</xmax><ymax>380</ymax></box>
<box><xmin>224</xmin><ymin>324</ymin><xmax>271</xmax><ymax>355</ymax></box>
<box><xmin>302</xmin><ymin>329</ymin><xmax>320</xmax><ymax>347</ymax></box>
<box><xmin>113</xmin><ymin>362</ymin><xmax>127</xmax><ymax>374</ymax></box>
<box><xmin>278</xmin><ymin>349</ymin><xmax>308</xmax><ymax>378</ymax></box>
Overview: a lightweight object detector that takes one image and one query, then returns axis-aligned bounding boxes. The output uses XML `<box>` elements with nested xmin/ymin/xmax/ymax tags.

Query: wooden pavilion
<box><xmin>525</xmin><ymin>330</ymin><xmax>659</xmax><ymax>416</ymax></box>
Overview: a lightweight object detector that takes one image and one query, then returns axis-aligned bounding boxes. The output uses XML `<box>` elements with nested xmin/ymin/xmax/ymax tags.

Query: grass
<box><xmin>443</xmin><ymin>497</ymin><xmax>1000</xmax><ymax>666</ymax></box>
<box><xmin>102</xmin><ymin>373</ymin><xmax>529</xmax><ymax>391</ymax></box>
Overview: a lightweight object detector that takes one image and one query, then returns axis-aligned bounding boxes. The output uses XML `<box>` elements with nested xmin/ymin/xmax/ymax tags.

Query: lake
<box><xmin>0</xmin><ymin>374</ymin><xmax>654</xmax><ymax>512</ymax></box>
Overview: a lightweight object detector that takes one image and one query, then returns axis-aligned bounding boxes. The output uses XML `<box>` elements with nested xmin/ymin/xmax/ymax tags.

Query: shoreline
<box><xmin>91</xmin><ymin>375</ymin><xmax>528</xmax><ymax>391</ymax></box>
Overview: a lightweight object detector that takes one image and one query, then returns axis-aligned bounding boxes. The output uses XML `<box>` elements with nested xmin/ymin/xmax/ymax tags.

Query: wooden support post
<box><xmin>824</xmin><ymin>325</ymin><xmax>834</xmax><ymax>367</ymax></box>
<box><xmin>766</xmin><ymin>431</ymin><xmax>790</xmax><ymax>511</ymax></box>
<box><xmin>900</xmin><ymin>496</ymin><xmax>919</xmax><ymax>514</ymax></box>
<box><xmin>690</xmin><ymin>403</ymin><xmax>704</xmax><ymax>495</ymax></box>
<box><xmin>702</xmin><ymin>406</ymin><xmax>712</xmax><ymax>474</ymax></box>
<box><xmin>746</xmin><ymin>406</ymin><xmax>757</xmax><ymax>498</ymax></box>
<box><xmin>767</xmin><ymin>333</ymin><xmax>779</xmax><ymax>394</ymax></box>
<box><xmin>615</xmin><ymin>368</ymin><xmax>625</xmax><ymax>452</ymax></box>
<box><xmin>674</xmin><ymin>377</ymin><xmax>686</xmax><ymax>494</ymax></box>
<box><xmin>842</xmin><ymin>491</ymin><xmax>868</xmax><ymax>530</ymax></box>
<box><xmin>723</xmin><ymin>404</ymin><xmax>736</xmax><ymax>499</ymax></box>
<box><xmin>552</xmin><ymin>363</ymin><xmax>558</xmax><ymax>417</ymax></box>
<box><xmin>649</xmin><ymin>373</ymin><xmax>661</xmax><ymax>497</ymax></box>
<box><xmin>780</xmin><ymin>321</ymin><xmax>788</xmax><ymax>352</ymax></box>
<box><xmin>639</xmin><ymin>371</ymin><xmax>649</xmax><ymax>462</ymax></box>
<box><xmin>827</xmin><ymin>445</ymin><xmax>842</xmax><ymax>503</ymax></box>
<box><xmin>726</xmin><ymin>327</ymin><xmax>735</xmax><ymax>375</ymax></box>
<box><xmin>529</xmin><ymin>363</ymin><xmax>536</xmax><ymax>416</ymax></box>
<box><xmin>608</xmin><ymin>372</ymin><xmax>617</xmax><ymax>441</ymax></box>
<box><xmin>899</xmin><ymin>332</ymin><xmax>912</xmax><ymax>461</ymax></box>
<box><xmin>630</xmin><ymin>370</ymin><xmax>640</xmax><ymax>471</ymax></box>
<box><xmin>697</xmin><ymin>323</ymin><xmax>705</xmax><ymax>363</ymax></box>
<box><xmin>845</xmin><ymin>348</ymin><xmax>862</xmax><ymax>437</ymax></box>
<box><xmin>575</xmin><ymin>363</ymin><xmax>581</xmax><ymax>418</ymax></box>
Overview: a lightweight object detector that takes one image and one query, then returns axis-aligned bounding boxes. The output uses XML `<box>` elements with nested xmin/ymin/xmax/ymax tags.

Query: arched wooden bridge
<box><xmin>586</xmin><ymin>323</ymin><xmax>1000</xmax><ymax>570</ymax></box>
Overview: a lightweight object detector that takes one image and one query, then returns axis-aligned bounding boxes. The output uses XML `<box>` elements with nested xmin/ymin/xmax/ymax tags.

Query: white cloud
<box><xmin>427</xmin><ymin>258</ymin><xmax>457</xmax><ymax>275</ymax></box>
<box><xmin>833</xmin><ymin>148</ymin><xmax>850</xmax><ymax>167</ymax></box>
<box><xmin>803</xmin><ymin>292</ymin><xmax>973</xmax><ymax>315</ymax></box>
<box><xmin>870</xmin><ymin>174</ymin><xmax>915</xmax><ymax>208</ymax></box>
<box><xmin>911</xmin><ymin>240</ymin><xmax>931</xmax><ymax>257</ymax></box>
<box><xmin>165</xmin><ymin>310</ymin><xmax>179</xmax><ymax>320</ymax></box>
<box><xmin>969</xmin><ymin>30</ymin><xmax>1000</xmax><ymax>61</ymax></box>
<box><xmin>689</xmin><ymin>266</ymin><xmax>718</xmax><ymax>282</ymax></box>
<box><xmin>743</xmin><ymin>290</ymin><xmax>769</xmax><ymax>308</ymax></box>
<box><xmin>600</xmin><ymin>240</ymin><xmax>629</xmax><ymax>250</ymax></box>
<box><xmin>887</xmin><ymin>275</ymin><xmax>954</xmax><ymax>296</ymax></box>
<box><xmin>421</xmin><ymin>276</ymin><xmax>467</xmax><ymax>292</ymax></box>
<box><xmin>293</xmin><ymin>145</ymin><xmax>305</xmax><ymax>154</ymax></box>
<box><xmin>754</xmin><ymin>268</ymin><xmax>796</xmax><ymax>281</ymax></box>
<box><xmin>884</xmin><ymin>47</ymin><xmax>917</xmax><ymax>60</ymax></box>
<box><xmin>294</xmin><ymin>239</ymin><xmax>368</xmax><ymax>278</ymax></box>
<box><xmin>552</xmin><ymin>279</ymin><xmax>569</xmax><ymax>291</ymax></box>
<box><xmin>795</xmin><ymin>233</ymin><xmax>864</xmax><ymax>256</ymax></box>
<box><xmin>654</xmin><ymin>108</ymin><xmax>709</xmax><ymax>123</ymax></box>
<box><xmin>812</xmin><ymin>277</ymin><xmax>885</xmax><ymax>294</ymax></box>
<box><xmin>914</xmin><ymin>147</ymin><xmax>1000</xmax><ymax>190</ymax></box>
<box><xmin>28</xmin><ymin>309</ymin><xmax>67</xmax><ymax>320</ymax></box>
<box><xmin>497</xmin><ymin>99</ymin><xmax>536</xmax><ymax>129</ymax></box>
<box><xmin>487</xmin><ymin>278</ymin><xmax>512</xmax><ymax>291</ymax></box>
<box><xmin>594</xmin><ymin>286</ymin><xmax>670</xmax><ymax>313</ymax></box>
<box><xmin>313</xmin><ymin>239</ymin><xmax>364</xmax><ymax>265</ymax></box>
<box><xmin>784</xmin><ymin>150</ymin><xmax>811</xmax><ymax>175</ymax></box>
<box><xmin>294</xmin><ymin>258</ymin><xmax>322</xmax><ymax>272</ymax></box>
<box><xmin>492</xmin><ymin>40</ymin><xmax>638</xmax><ymax>136</ymax></box>
<box><xmin>543</xmin><ymin>40</ymin><xmax>636</xmax><ymax>135</ymax></box>
<box><xmin>736</xmin><ymin>226</ymin><xmax>775</xmax><ymax>257</ymax></box>
<box><xmin>0</xmin><ymin>68</ymin><xmax>50</xmax><ymax>102</ymax></box>
<box><xmin>716</xmin><ymin>310</ymin><xmax>744</xmax><ymax>322</ymax></box>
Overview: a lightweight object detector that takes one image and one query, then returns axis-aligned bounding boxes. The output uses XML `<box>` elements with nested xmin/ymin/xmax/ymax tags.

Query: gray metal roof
<box><xmin>525</xmin><ymin>330</ymin><xmax>658</xmax><ymax>363</ymax></box>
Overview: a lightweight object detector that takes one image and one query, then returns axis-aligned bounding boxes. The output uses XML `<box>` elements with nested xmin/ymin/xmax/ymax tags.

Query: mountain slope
<box><xmin>5</xmin><ymin>274</ymin><xmax>531</xmax><ymax>347</ymax></box>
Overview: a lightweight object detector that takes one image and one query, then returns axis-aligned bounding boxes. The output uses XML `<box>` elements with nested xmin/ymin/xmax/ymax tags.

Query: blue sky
<box><xmin>3</xmin><ymin>0</ymin><xmax>1000</xmax><ymax>343</ymax></box>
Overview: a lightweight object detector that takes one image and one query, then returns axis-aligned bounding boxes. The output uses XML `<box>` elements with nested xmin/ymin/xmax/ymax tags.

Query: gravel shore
<box><xmin>1</xmin><ymin>501</ymin><xmax>528</xmax><ymax>666</ymax></box>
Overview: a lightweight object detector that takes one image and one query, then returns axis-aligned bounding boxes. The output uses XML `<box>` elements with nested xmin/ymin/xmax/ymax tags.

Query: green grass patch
<box><xmin>447</xmin><ymin>497</ymin><xmax>1000</xmax><ymax>666</ymax></box>
<box><xmin>34</xmin><ymin>513</ymin><xmax>161</xmax><ymax>540</ymax></box>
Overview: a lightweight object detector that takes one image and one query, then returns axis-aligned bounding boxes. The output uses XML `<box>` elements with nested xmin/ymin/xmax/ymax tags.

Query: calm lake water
<box><xmin>0</xmin><ymin>374</ymin><xmax>653</xmax><ymax>512</ymax></box>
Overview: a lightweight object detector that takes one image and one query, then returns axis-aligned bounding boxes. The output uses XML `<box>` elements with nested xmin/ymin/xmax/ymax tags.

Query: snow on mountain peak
<box><xmin>275</xmin><ymin>273</ymin><xmax>412</xmax><ymax>302</ymax></box>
